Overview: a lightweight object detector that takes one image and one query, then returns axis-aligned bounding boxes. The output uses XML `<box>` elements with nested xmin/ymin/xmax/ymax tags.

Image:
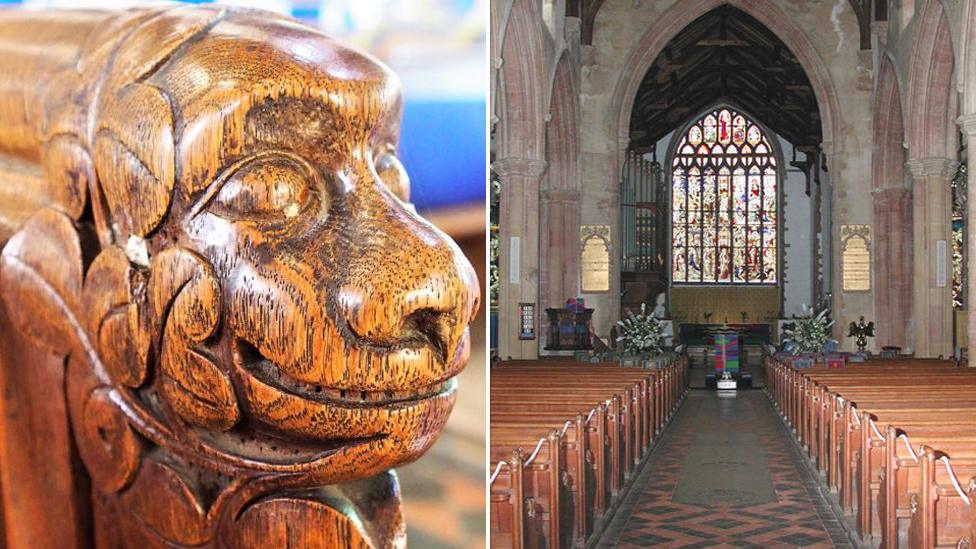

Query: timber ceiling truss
<box><xmin>628</xmin><ymin>6</ymin><xmax>822</xmax><ymax>151</ymax></box>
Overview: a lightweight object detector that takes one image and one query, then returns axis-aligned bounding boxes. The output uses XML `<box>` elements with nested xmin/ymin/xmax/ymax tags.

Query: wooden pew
<box><xmin>908</xmin><ymin>446</ymin><xmax>976</xmax><ymax>548</ymax></box>
<box><xmin>489</xmin><ymin>356</ymin><xmax>689</xmax><ymax>548</ymax></box>
<box><xmin>763</xmin><ymin>355</ymin><xmax>976</xmax><ymax>548</ymax></box>
<box><xmin>493</xmin><ymin>406</ymin><xmax>612</xmax><ymax>547</ymax></box>
<box><xmin>856</xmin><ymin>415</ymin><xmax>976</xmax><ymax>542</ymax></box>
<box><xmin>876</xmin><ymin>430</ymin><xmax>976</xmax><ymax>547</ymax></box>
<box><xmin>493</xmin><ymin>413</ymin><xmax>601</xmax><ymax>543</ymax></box>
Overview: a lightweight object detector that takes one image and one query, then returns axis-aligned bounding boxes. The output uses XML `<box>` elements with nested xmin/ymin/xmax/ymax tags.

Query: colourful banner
<box><xmin>715</xmin><ymin>333</ymin><xmax>740</xmax><ymax>373</ymax></box>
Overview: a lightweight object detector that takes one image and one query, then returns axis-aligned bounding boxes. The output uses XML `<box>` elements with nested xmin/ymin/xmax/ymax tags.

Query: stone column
<box><xmin>893</xmin><ymin>188</ymin><xmax>914</xmax><ymax>349</ymax></box>
<box><xmin>872</xmin><ymin>188</ymin><xmax>892</xmax><ymax>343</ymax></box>
<box><xmin>959</xmin><ymin>113</ymin><xmax>976</xmax><ymax>364</ymax></box>
<box><xmin>604</xmin><ymin>136</ymin><xmax>630</xmax><ymax>334</ymax></box>
<box><xmin>496</xmin><ymin>157</ymin><xmax>547</xmax><ymax>359</ymax></box>
<box><xmin>906</xmin><ymin>157</ymin><xmax>958</xmax><ymax>357</ymax></box>
<box><xmin>540</xmin><ymin>189</ymin><xmax>581</xmax><ymax>309</ymax></box>
<box><xmin>873</xmin><ymin>186</ymin><xmax>913</xmax><ymax>349</ymax></box>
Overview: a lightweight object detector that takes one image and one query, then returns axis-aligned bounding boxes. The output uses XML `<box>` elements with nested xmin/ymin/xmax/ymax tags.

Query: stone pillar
<box><xmin>824</xmin><ymin>140</ymin><xmax>846</xmax><ymax>345</ymax></box>
<box><xmin>540</xmin><ymin>189</ymin><xmax>580</xmax><ymax>309</ymax></box>
<box><xmin>906</xmin><ymin>157</ymin><xmax>958</xmax><ymax>357</ymax></box>
<box><xmin>959</xmin><ymin>113</ymin><xmax>976</xmax><ymax>364</ymax></box>
<box><xmin>873</xmin><ymin>186</ymin><xmax>913</xmax><ymax>349</ymax></box>
<box><xmin>893</xmin><ymin>188</ymin><xmax>914</xmax><ymax>349</ymax></box>
<box><xmin>496</xmin><ymin>157</ymin><xmax>547</xmax><ymax>359</ymax></box>
<box><xmin>873</xmin><ymin>188</ymin><xmax>891</xmax><ymax>343</ymax></box>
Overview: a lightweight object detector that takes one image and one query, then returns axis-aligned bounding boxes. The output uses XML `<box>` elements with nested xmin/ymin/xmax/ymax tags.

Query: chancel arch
<box><xmin>608</xmin><ymin>0</ymin><xmax>843</xmax><ymax>178</ymax></box>
<box><xmin>617</xmin><ymin>6</ymin><xmax>825</xmax><ymax>349</ymax></box>
<box><xmin>603</xmin><ymin>0</ymin><xmax>844</xmax><ymax>343</ymax></box>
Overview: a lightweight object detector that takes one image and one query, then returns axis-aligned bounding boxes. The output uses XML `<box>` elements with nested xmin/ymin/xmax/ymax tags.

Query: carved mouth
<box><xmin>232</xmin><ymin>338</ymin><xmax>455</xmax><ymax>407</ymax></box>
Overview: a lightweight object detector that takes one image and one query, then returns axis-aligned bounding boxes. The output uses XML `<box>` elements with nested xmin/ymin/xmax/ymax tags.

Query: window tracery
<box><xmin>671</xmin><ymin>107</ymin><xmax>778</xmax><ymax>284</ymax></box>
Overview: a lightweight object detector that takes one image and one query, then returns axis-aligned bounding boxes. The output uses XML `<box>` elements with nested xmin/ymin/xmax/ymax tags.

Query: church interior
<box><xmin>490</xmin><ymin>0</ymin><xmax>976</xmax><ymax>547</ymax></box>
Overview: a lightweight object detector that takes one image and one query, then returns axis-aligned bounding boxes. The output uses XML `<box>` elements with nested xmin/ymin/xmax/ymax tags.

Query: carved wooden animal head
<box><xmin>1</xmin><ymin>6</ymin><xmax>480</xmax><ymax>492</ymax></box>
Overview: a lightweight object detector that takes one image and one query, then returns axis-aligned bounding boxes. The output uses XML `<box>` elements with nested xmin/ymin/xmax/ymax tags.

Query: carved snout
<box><xmin>336</xmin><ymin>205</ymin><xmax>480</xmax><ymax>377</ymax></box>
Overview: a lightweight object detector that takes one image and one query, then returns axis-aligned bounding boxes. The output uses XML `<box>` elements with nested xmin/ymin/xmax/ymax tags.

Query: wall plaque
<box><xmin>936</xmin><ymin>239</ymin><xmax>947</xmax><ymax>288</ymax></box>
<box><xmin>580</xmin><ymin>225</ymin><xmax>611</xmax><ymax>292</ymax></box>
<box><xmin>509</xmin><ymin>236</ymin><xmax>520</xmax><ymax>283</ymax></box>
<box><xmin>841</xmin><ymin>224</ymin><xmax>871</xmax><ymax>292</ymax></box>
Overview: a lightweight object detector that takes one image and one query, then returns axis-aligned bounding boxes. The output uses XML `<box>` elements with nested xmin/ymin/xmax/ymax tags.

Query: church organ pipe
<box><xmin>621</xmin><ymin>151</ymin><xmax>661</xmax><ymax>273</ymax></box>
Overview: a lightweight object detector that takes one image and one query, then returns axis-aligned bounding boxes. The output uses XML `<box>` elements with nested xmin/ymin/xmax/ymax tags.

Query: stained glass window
<box><xmin>671</xmin><ymin>107</ymin><xmax>778</xmax><ymax>284</ymax></box>
<box><xmin>952</xmin><ymin>163</ymin><xmax>966</xmax><ymax>309</ymax></box>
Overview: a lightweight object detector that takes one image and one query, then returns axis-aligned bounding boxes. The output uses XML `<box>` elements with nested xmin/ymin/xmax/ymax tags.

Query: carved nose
<box><xmin>336</xmin><ymin>227</ymin><xmax>480</xmax><ymax>367</ymax></box>
<box><xmin>399</xmin><ymin>307</ymin><xmax>454</xmax><ymax>364</ymax></box>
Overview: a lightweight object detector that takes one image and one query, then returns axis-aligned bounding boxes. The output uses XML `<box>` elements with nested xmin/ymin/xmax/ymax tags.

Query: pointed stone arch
<box><xmin>906</xmin><ymin>0</ymin><xmax>959</xmax><ymax>161</ymax></box>
<box><xmin>596</xmin><ymin>0</ymin><xmax>845</xmax><ymax>335</ymax></box>
<box><xmin>496</xmin><ymin>0</ymin><xmax>547</xmax><ymax>160</ymax></box>
<box><xmin>608</xmin><ymin>0</ymin><xmax>844</xmax><ymax>186</ymax></box>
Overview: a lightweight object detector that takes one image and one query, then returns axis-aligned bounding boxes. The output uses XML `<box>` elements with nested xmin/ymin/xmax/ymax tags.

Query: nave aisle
<box><xmin>598</xmin><ymin>391</ymin><xmax>852</xmax><ymax>548</ymax></box>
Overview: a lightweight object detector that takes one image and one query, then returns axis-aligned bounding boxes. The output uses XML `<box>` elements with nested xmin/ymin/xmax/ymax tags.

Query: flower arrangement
<box><xmin>616</xmin><ymin>303</ymin><xmax>665</xmax><ymax>356</ymax></box>
<box><xmin>781</xmin><ymin>305</ymin><xmax>836</xmax><ymax>355</ymax></box>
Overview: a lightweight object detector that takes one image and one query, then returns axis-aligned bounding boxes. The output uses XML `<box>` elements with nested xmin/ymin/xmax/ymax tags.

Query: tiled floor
<box><xmin>598</xmin><ymin>390</ymin><xmax>853</xmax><ymax>549</ymax></box>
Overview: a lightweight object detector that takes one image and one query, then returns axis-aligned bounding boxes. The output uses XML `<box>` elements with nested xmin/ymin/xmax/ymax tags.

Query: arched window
<box><xmin>671</xmin><ymin>107</ymin><xmax>778</xmax><ymax>284</ymax></box>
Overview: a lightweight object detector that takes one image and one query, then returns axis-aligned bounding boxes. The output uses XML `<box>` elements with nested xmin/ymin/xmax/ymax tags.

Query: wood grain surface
<box><xmin>0</xmin><ymin>5</ymin><xmax>480</xmax><ymax>548</ymax></box>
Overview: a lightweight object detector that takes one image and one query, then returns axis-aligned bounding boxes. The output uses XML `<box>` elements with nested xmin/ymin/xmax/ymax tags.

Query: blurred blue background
<box><xmin>2</xmin><ymin>0</ymin><xmax>487</xmax><ymax>214</ymax></box>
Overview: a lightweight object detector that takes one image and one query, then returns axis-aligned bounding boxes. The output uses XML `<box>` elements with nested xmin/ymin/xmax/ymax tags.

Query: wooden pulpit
<box><xmin>0</xmin><ymin>6</ymin><xmax>480</xmax><ymax>548</ymax></box>
<box><xmin>544</xmin><ymin>308</ymin><xmax>594</xmax><ymax>350</ymax></box>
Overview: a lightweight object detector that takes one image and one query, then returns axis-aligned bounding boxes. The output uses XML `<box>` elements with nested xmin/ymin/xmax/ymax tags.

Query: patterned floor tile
<box><xmin>597</xmin><ymin>390</ymin><xmax>853</xmax><ymax>548</ymax></box>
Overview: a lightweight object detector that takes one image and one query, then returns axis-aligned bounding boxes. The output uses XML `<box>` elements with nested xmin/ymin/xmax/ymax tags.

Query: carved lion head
<box><xmin>2</xmin><ymin>6</ymin><xmax>480</xmax><ymax>490</ymax></box>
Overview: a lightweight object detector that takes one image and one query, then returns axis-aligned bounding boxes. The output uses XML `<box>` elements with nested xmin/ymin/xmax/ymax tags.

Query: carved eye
<box><xmin>210</xmin><ymin>158</ymin><xmax>311</xmax><ymax>221</ymax></box>
<box><xmin>374</xmin><ymin>150</ymin><xmax>410</xmax><ymax>202</ymax></box>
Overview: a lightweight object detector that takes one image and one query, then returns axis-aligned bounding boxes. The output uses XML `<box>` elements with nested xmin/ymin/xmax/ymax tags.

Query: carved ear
<box><xmin>93</xmin><ymin>82</ymin><xmax>175</xmax><ymax>239</ymax></box>
<box><xmin>0</xmin><ymin>208</ymin><xmax>83</xmax><ymax>356</ymax></box>
<box><xmin>83</xmin><ymin>247</ymin><xmax>151</xmax><ymax>388</ymax></box>
<box><xmin>149</xmin><ymin>248</ymin><xmax>239</xmax><ymax>430</ymax></box>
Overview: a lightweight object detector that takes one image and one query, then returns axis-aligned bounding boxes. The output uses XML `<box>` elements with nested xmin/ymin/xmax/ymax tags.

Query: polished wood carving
<box><xmin>0</xmin><ymin>6</ymin><xmax>479</xmax><ymax>548</ymax></box>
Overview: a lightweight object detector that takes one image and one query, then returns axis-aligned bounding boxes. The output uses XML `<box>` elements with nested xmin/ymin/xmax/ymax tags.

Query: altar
<box><xmin>677</xmin><ymin>323</ymin><xmax>772</xmax><ymax>346</ymax></box>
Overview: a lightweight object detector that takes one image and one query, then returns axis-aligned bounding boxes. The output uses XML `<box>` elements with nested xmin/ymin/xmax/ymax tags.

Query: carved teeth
<box><xmin>273</xmin><ymin>371</ymin><xmax>451</xmax><ymax>404</ymax></box>
<box><xmin>233</xmin><ymin>338</ymin><xmax>452</xmax><ymax>406</ymax></box>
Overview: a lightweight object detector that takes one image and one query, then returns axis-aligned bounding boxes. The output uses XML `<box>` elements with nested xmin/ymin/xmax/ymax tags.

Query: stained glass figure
<box><xmin>732</xmin><ymin>115</ymin><xmax>746</xmax><ymax>146</ymax></box>
<box><xmin>747</xmin><ymin>124</ymin><xmax>761</xmax><ymax>146</ymax></box>
<box><xmin>952</xmin><ymin>163</ymin><xmax>967</xmax><ymax>308</ymax></box>
<box><xmin>671</xmin><ymin>107</ymin><xmax>778</xmax><ymax>284</ymax></box>
<box><xmin>703</xmin><ymin>114</ymin><xmax>717</xmax><ymax>144</ymax></box>
<box><xmin>718</xmin><ymin>109</ymin><xmax>732</xmax><ymax>145</ymax></box>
